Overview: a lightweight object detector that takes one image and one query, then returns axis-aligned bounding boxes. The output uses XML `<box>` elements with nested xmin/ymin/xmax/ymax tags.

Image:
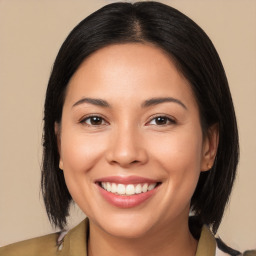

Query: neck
<box><xmin>87</xmin><ymin>218</ymin><xmax>198</xmax><ymax>256</ymax></box>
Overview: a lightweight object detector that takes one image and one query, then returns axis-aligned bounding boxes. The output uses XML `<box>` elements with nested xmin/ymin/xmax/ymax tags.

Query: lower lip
<box><xmin>98</xmin><ymin>185</ymin><xmax>159</xmax><ymax>208</ymax></box>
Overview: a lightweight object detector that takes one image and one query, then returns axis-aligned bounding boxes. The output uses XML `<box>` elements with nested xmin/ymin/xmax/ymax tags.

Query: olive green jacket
<box><xmin>0</xmin><ymin>218</ymin><xmax>216</xmax><ymax>256</ymax></box>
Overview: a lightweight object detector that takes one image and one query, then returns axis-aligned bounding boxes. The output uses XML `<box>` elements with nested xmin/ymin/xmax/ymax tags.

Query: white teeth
<box><xmin>117</xmin><ymin>184</ymin><xmax>126</xmax><ymax>195</ymax></box>
<box><xmin>111</xmin><ymin>183</ymin><xmax>117</xmax><ymax>193</ymax></box>
<box><xmin>135</xmin><ymin>184</ymin><xmax>142</xmax><ymax>194</ymax></box>
<box><xmin>126</xmin><ymin>184</ymin><xmax>135</xmax><ymax>195</ymax></box>
<box><xmin>148</xmin><ymin>183</ymin><xmax>156</xmax><ymax>191</ymax></box>
<box><xmin>106</xmin><ymin>182</ymin><xmax>111</xmax><ymax>192</ymax></box>
<box><xmin>142</xmin><ymin>184</ymin><xmax>148</xmax><ymax>193</ymax></box>
<box><xmin>102</xmin><ymin>182</ymin><xmax>107</xmax><ymax>190</ymax></box>
<box><xmin>101</xmin><ymin>182</ymin><xmax>157</xmax><ymax>196</ymax></box>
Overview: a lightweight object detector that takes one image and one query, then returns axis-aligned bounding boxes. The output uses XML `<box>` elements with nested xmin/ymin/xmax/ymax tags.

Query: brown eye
<box><xmin>148</xmin><ymin>116</ymin><xmax>175</xmax><ymax>126</ymax></box>
<box><xmin>83</xmin><ymin>116</ymin><xmax>107</xmax><ymax>126</ymax></box>
<box><xmin>155</xmin><ymin>117</ymin><xmax>168</xmax><ymax>125</ymax></box>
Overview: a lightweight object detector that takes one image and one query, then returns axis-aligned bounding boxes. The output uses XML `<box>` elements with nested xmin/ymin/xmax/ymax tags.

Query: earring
<box><xmin>207</xmin><ymin>163</ymin><xmax>212</xmax><ymax>170</ymax></box>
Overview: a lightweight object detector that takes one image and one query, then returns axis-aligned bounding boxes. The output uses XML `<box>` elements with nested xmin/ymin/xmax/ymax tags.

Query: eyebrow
<box><xmin>142</xmin><ymin>97</ymin><xmax>187</xmax><ymax>110</ymax></box>
<box><xmin>72</xmin><ymin>97</ymin><xmax>110</xmax><ymax>108</ymax></box>
<box><xmin>72</xmin><ymin>96</ymin><xmax>187</xmax><ymax>110</ymax></box>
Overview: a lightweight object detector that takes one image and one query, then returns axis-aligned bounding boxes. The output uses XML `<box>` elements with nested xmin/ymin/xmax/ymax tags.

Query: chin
<box><xmin>92</xmin><ymin>212</ymin><xmax>155</xmax><ymax>239</ymax></box>
<box><xmin>104</xmin><ymin>223</ymin><xmax>152</xmax><ymax>239</ymax></box>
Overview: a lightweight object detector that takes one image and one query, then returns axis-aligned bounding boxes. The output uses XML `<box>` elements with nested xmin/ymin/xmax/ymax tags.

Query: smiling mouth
<box><xmin>98</xmin><ymin>182</ymin><xmax>161</xmax><ymax>196</ymax></box>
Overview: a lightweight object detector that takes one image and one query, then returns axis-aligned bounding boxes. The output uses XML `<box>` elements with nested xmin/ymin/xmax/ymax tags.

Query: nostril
<box><xmin>105</xmin><ymin>143</ymin><xmax>148</xmax><ymax>167</ymax></box>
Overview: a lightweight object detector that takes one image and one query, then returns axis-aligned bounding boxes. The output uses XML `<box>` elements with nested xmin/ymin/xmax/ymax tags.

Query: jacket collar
<box><xmin>61</xmin><ymin>218</ymin><xmax>216</xmax><ymax>256</ymax></box>
<box><xmin>196</xmin><ymin>225</ymin><xmax>216</xmax><ymax>256</ymax></box>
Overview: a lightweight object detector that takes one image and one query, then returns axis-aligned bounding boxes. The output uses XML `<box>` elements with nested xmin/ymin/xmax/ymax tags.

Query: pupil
<box><xmin>91</xmin><ymin>117</ymin><xmax>102</xmax><ymax>125</ymax></box>
<box><xmin>156</xmin><ymin>117</ymin><xmax>167</xmax><ymax>125</ymax></box>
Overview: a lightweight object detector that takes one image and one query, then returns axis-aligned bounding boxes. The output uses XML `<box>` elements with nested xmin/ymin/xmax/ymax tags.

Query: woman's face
<box><xmin>58</xmin><ymin>43</ymin><xmax>216</xmax><ymax>238</ymax></box>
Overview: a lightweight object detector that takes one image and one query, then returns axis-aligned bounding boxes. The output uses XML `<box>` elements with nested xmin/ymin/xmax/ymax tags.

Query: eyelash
<box><xmin>146</xmin><ymin>115</ymin><xmax>176</xmax><ymax>126</ymax></box>
<box><xmin>80</xmin><ymin>115</ymin><xmax>108</xmax><ymax>127</ymax></box>
<box><xmin>80</xmin><ymin>114</ymin><xmax>176</xmax><ymax>127</ymax></box>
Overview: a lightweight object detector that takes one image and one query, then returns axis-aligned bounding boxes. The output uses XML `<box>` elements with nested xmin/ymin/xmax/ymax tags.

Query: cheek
<box><xmin>150</xmin><ymin>128</ymin><xmax>203</xmax><ymax>168</ymax></box>
<box><xmin>60</xmin><ymin>129</ymin><xmax>105</xmax><ymax>172</ymax></box>
<box><xmin>59</xmin><ymin>129</ymin><xmax>110</xmax><ymax>212</ymax></box>
<box><xmin>148</xmin><ymin>127</ymin><xmax>203</xmax><ymax>200</ymax></box>
<box><xmin>59</xmin><ymin>127</ymin><xmax>108</xmax><ymax>198</ymax></box>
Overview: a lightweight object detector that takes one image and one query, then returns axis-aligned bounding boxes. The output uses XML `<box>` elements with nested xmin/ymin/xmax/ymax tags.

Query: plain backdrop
<box><xmin>0</xmin><ymin>0</ymin><xmax>255</xmax><ymax>252</ymax></box>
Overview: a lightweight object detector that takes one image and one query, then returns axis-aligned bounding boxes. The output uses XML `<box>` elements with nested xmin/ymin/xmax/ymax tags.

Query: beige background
<box><xmin>0</xmin><ymin>0</ymin><xmax>255</xmax><ymax>252</ymax></box>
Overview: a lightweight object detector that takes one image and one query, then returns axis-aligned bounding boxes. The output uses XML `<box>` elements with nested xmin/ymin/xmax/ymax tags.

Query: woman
<box><xmin>0</xmin><ymin>1</ymin><xmax>240</xmax><ymax>256</ymax></box>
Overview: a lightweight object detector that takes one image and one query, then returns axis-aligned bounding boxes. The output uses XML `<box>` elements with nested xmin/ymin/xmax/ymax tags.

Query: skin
<box><xmin>57</xmin><ymin>43</ymin><xmax>218</xmax><ymax>256</ymax></box>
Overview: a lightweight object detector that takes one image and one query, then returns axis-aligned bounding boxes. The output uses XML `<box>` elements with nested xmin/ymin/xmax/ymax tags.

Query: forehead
<box><xmin>65</xmin><ymin>43</ymin><xmax>197</xmax><ymax>109</ymax></box>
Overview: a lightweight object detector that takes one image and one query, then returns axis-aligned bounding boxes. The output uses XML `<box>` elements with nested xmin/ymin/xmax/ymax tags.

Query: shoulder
<box><xmin>0</xmin><ymin>232</ymin><xmax>59</xmax><ymax>256</ymax></box>
<box><xmin>0</xmin><ymin>218</ymin><xmax>88</xmax><ymax>256</ymax></box>
<box><xmin>196</xmin><ymin>225</ymin><xmax>242</xmax><ymax>256</ymax></box>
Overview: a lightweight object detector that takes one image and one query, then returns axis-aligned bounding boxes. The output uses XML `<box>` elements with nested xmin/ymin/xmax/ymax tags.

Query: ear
<box><xmin>201</xmin><ymin>123</ymin><xmax>219</xmax><ymax>172</ymax></box>
<box><xmin>55</xmin><ymin>122</ymin><xmax>63</xmax><ymax>170</ymax></box>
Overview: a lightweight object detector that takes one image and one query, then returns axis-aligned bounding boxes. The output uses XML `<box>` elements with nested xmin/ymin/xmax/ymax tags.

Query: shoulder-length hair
<box><xmin>41</xmin><ymin>1</ymin><xmax>239</xmax><ymax>233</ymax></box>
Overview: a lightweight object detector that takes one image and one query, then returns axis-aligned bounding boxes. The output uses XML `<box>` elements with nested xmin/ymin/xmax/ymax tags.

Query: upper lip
<box><xmin>95</xmin><ymin>175</ymin><xmax>160</xmax><ymax>184</ymax></box>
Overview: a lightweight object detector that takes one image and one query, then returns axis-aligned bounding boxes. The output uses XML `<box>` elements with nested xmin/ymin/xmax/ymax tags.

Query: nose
<box><xmin>105</xmin><ymin>126</ymin><xmax>148</xmax><ymax>168</ymax></box>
